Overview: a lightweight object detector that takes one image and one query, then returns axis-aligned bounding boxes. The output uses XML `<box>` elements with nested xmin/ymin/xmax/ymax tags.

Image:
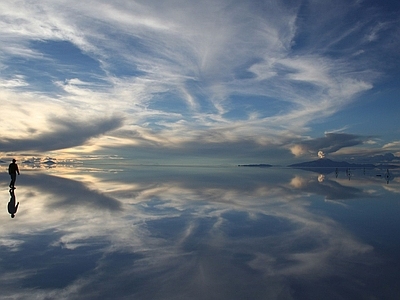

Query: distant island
<box><xmin>238</xmin><ymin>164</ymin><xmax>273</xmax><ymax>167</ymax></box>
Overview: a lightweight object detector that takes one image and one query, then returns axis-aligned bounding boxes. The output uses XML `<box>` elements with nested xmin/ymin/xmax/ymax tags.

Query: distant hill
<box><xmin>288</xmin><ymin>158</ymin><xmax>375</xmax><ymax>174</ymax></box>
<box><xmin>289</xmin><ymin>158</ymin><xmax>375</xmax><ymax>168</ymax></box>
<box><xmin>375</xmin><ymin>164</ymin><xmax>400</xmax><ymax>170</ymax></box>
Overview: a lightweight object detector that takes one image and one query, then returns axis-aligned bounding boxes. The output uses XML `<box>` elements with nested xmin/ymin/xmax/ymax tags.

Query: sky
<box><xmin>1</xmin><ymin>0</ymin><xmax>400</xmax><ymax>166</ymax></box>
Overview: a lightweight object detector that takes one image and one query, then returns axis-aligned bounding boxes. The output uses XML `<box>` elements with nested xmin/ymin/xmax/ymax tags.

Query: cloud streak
<box><xmin>0</xmin><ymin>115</ymin><xmax>124</xmax><ymax>152</ymax></box>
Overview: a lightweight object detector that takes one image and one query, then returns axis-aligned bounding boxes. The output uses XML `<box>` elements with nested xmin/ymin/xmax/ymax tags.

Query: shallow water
<box><xmin>1</xmin><ymin>165</ymin><xmax>399</xmax><ymax>299</ymax></box>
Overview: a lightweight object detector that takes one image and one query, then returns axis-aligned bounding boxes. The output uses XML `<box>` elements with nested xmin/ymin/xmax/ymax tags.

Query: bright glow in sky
<box><xmin>1</xmin><ymin>0</ymin><xmax>399</xmax><ymax>165</ymax></box>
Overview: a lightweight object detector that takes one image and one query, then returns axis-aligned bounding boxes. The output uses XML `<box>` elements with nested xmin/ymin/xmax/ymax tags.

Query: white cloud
<box><xmin>383</xmin><ymin>141</ymin><xmax>400</xmax><ymax>150</ymax></box>
<box><xmin>0</xmin><ymin>75</ymin><xmax>28</xmax><ymax>88</ymax></box>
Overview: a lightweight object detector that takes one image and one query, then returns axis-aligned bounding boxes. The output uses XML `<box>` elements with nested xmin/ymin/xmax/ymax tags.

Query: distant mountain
<box><xmin>238</xmin><ymin>164</ymin><xmax>273</xmax><ymax>168</ymax></box>
<box><xmin>289</xmin><ymin>158</ymin><xmax>376</xmax><ymax>168</ymax></box>
<box><xmin>288</xmin><ymin>158</ymin><xmax>375</xmax><ymax>173</ymax></box>
<box><xmin>375</xmin><ymin>164</ymin><xmax>400</xmax><ymax>170</ymax></box>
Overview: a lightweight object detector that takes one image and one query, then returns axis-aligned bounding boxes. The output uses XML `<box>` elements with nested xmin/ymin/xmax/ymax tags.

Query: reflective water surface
<box><xmin>1</xmin><ymin>165</ymin><xmax>400</xmax><ymax>299</ymax></box>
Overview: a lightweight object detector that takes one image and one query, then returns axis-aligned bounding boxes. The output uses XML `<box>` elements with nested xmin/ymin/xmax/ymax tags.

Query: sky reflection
<box><xmin>1</xmin><ymin>166</ymin><xmax>399</xmax><ymax>299</ymax></box>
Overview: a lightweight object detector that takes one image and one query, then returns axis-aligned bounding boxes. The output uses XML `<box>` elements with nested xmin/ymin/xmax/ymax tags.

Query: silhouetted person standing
<box><xmin>8</xmin><ymin>159</ymin><xmax>20</xmax><ymax>189</ymax></box>
<box><xmin>8</xmin><ymin>189</ymin><xmax>19</xmax><ymax>218</ymax></box>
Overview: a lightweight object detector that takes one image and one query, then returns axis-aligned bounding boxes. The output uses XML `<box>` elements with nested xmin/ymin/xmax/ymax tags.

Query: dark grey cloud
<box><xmin>358</xmin><ymin>153</ymin><xmax>400</xmax><ymax>163</ymax></box>
<box><xmin>0</xmin><ymin>115</ymin><xmax>124</xmax><ymax>152</ymax></box>
<box><xmin>297</xmin><ymin>133</ymin><xmax>365</xmax><ymax>155</ymax></box>
<box><xmin>336</xmin><ymin>152</ymin><xmax>400</xmax><ymax>165</ymax></box>
<box><xmin>115</xmin><ymin>138</ymin><xmax>294</xmax><ymax>165</ymax></box>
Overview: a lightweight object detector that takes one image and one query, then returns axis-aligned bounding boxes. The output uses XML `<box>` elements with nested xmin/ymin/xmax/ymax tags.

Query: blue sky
<box><xmin>1</xmin><ymin>0</ymin><xmax>399</xmax><ymax>165</ymax></box>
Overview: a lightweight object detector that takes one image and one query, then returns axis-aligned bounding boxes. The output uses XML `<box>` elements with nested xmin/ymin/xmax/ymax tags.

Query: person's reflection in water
<box><xmin>346</xmin><ymin>168</ymin><xmax>351</xmax><ymax>180</ymax></box>
<box><xmin>385</xmin><ymin>169</ymin><xmax>391</xmax><ymax>184</ymax></box>
<box><xmin>8</xmin><ymin>189</ymin><xmax>19</xmax><ymax>218</ymax></box>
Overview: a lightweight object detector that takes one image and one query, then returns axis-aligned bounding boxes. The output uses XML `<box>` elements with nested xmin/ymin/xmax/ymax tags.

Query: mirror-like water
<box><xmin>1</xmin><ymin>166</ymin><xmax>399</xmax><ymax>299</ymax></box>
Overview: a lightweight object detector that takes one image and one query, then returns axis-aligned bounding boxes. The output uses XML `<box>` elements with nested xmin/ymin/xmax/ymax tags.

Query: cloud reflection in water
<box><xmin>0</xmin><ymin>166</ymin><xmax>399</xmax><ymax>299</ymax></box>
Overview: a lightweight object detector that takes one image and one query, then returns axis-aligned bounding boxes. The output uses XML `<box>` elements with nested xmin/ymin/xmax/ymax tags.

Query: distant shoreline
<box><xmin>238</xmin><ymin>164</ymin><xmax>273</xmax><ymax>167</ymax></box>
